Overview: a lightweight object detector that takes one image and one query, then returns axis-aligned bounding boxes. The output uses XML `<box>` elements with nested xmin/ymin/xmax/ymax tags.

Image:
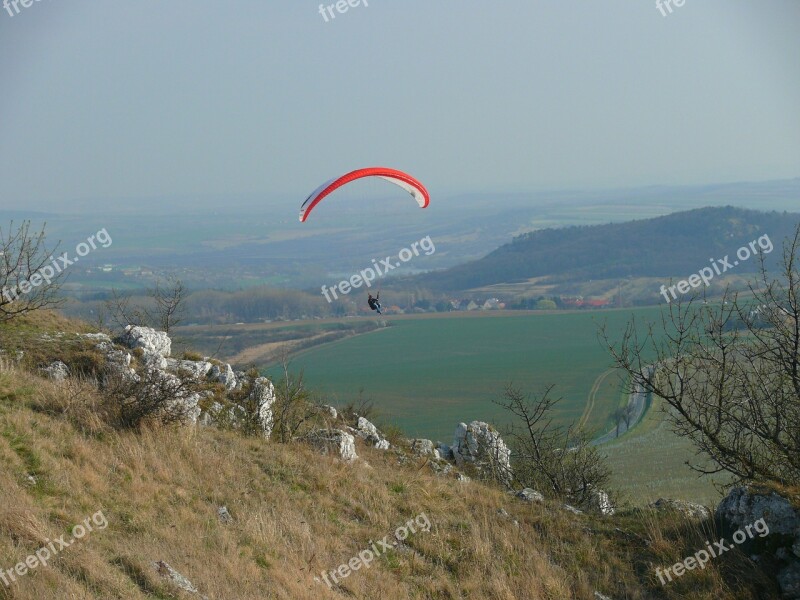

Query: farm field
<box><xmin>266</xmin><ymin>308</ymin><xmax>666</xmax><ymax>443</ymax></box>
<box><xmin>602</xmin><ymin>395</ymin><xmax>732</xmax><ymax>506</ymax></box>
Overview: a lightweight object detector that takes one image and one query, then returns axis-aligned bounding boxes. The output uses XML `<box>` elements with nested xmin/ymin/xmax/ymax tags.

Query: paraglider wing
<box><xmin>299</xmin><ymin>167</ymin><xmax>429</xmax><ymax>222</ymax></box>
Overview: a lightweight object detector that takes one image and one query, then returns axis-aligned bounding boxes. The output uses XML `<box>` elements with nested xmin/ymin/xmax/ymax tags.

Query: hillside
<box><xmin>0</xmin><ymin>313</ymin><xmax>796</xmax><ymax>599</ymax></box>
<box><xmin>413</xmin><ymin>207</ymin><xmax>800</xmax><ymax>293</ymax></box>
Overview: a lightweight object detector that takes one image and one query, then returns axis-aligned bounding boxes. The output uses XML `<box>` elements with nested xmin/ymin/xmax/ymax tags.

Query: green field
<box><xmin>267</xmin><ymin>308</ymin><xmax>665</xmax><ymax>443</ymax></box>
<box><xmin>602</xmin><ymin>395</ymin><xmax>732</xmax><ymax>506</ymax></box>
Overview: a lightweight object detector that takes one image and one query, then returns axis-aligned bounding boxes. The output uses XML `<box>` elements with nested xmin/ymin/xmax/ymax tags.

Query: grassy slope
<box><xmin>0</xmin><ymin>364</ymin><xmax>781</xmax><ymax>600</ymax></box>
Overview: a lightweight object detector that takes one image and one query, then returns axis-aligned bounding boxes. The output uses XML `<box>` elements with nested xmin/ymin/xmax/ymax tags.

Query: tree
<box><xmin>0</xmin><ymin>221</ymin><xmax>64</xmax><ymax>323</ymax></box>
<box><xmin>612</xmin><ymin>402</ymin><xmax>637</xmax><ymax>437</ymax></box>
<box><xmin>105</xmin><ymin>275</ymin><xmax>186</xmax><ymax>333</ymax></box>
<box><xmin>612</xmin><ymin>407</ymin><xmax>625</xmax><ymax>438</ymax></box>
<box><xmin>270</xmin><ymin>350</ymin><xmax>319</xmax><ymax>443</ymax></box>
<box><xmin>536</xmin><ymin>299</ymin><xmax>557</xmax><ymax>311</ymax></box>
<box><xmin>493</xmin><ymin>384</ymin><xmax>611</xmax><ymax>507</ymax></box>
<box><xmin>604</xmin><ymin>224</ymin><xmax>800</xmax><ymax>487</ymax></box>
<box><xmin>151</xmin><ymin>275</ymin><xmax>186</xmax><ymax>333</ymax></box>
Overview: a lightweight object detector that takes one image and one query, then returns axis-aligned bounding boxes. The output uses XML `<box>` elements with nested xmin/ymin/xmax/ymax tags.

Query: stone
<box><xmin>452</xmin><ymin>421</ymin><xmax>512</xmax><ymax>484</ymax></box>
<box><xmin>151</xmin><ymin>561</ymin><xmax>198</xmax><ymax>594</ymax></box>
<box><xmin>306</xmin><ymin>429</ymin><xmax>358</xmax><ymax>461</ymax></box>
<box><xmin>649</xmin><ymin>498</ymin><xmax>710</xmax><ymax>520</ymax></box>
<box><xmin>516</xmin><ymin>488</ymin><xmax>544</xmax><ymax>502</ymax></box>
<box><xmin>40</xmin><ymin>360</ymin><xmax>69</xmax><ymax>381</ymax></box>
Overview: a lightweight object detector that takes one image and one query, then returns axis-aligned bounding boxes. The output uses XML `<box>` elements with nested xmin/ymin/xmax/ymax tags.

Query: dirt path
<box><xmin>578</xmin><ymin>369</ymin><xmax>615</xmax><ymax>431</ymax></box>
<box><xmin>227</xmin><ymin>333</ymin><xmax>331</xmax><ymax>366</ymax></box>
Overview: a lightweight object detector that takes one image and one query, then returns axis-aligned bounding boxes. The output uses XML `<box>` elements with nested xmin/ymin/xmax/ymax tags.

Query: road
<box><xmin>591</xmin><ymin>367</ymin><xmax>653</xmax><ymax>446</ymax></box>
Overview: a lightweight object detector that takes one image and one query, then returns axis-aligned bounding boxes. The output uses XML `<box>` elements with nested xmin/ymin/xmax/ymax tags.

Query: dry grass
<box><xmin>0</xmin><ymin>361</ymin><xmax>783</xmax><ymax>598</ymax></box>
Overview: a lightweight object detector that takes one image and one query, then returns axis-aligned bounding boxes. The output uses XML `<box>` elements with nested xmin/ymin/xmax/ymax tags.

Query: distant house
<box><xmin>450</xmin><ymin>299</ymin><xmax>464</xmax><ymax>311</ymax></box>
<box><xmin>466</xmin><ymin>301</ymin><xmax>479</xmax><ymax>311</ymax></box>
<box><xmin>585</xmin><ymin>298</ymin><xmax>611</xmax><ymax>308</ymax></box>
<box><xmin>482</xmin><ymin>298</ymin><xmax>501</xmax><ymax>310</ymax></box>
<box><xmin>561</xmin><ymin>296</ymin><xmax>584</xmax><ymax>308</ymax></box>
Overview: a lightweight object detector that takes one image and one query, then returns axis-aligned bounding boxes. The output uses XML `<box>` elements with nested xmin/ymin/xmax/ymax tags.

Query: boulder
<box><xmin>165</xmin><ymin>358</ymin><xmax>213</xmax><ymax>381</ymax></box>
<box><xmin>139</xmin><ymin>369</ymin><xmax>200</xmax><ymax>424</ymax></box>
<box><xmin>589</xmin><ymin>488</ymin><xmax>615</xmax><ymax>516</ymax></box>
<box><xmin>649</xmin><ymin>498</ymin><xmax>710</xmax><ymax>520</ymax></box>
<box><xmin>717</xmin><ymin>486</ymin><xmax>800</xmax><ymax>537</ymax></box>
<box><xmin>716</xmin><ymin>486</ymin><xmax>800</xmax><ymax>599</ymax></box>
<box><xmin>151</xmin><ymin>561</ymin><xmax>198</xmax><ymax>594</ymax></box>
<box><xmin>121</xmin><ymin>325</ymin><xmax>171</xmax><ymax>359</ymax></box>
<box><xmin>452</xmin><ymin>421</ymin><xmax>512</xmax><ymax>484</ymax></box>
<box><xmin>357</xmin><ymin>416</ymin><xmax>390</xmax><ymax>450</ymax></box>
<box><xmin>435</xmin><ymin>442</ymin><xmax>454</xmax><ymax>461</ymax></box>
<box><xmin>199</xmin><ymin>400</ymin><xmax>224</xmax><ymax>427</ymax></box>
<box><xmin>306</xmin><ymin>429</ymin><xmax>358</xmax><ymax>461</ymax></box>
<box><xmin>40</xmin><ymin>360</ymin><xmax>69</xmax><ymax>382</ymax></box>
<box><xmin>563</xmin><ymin>504</ymin><xmax>584</xmax><ymax>515</ymax></box>
<box><xmin>217</xmin><ymin>506</ymin><xmax>232</xmax><ymax>524</ymax></box>
<box><xmin>80</xmin><ymin>332</ymin><xmax>112</xmax><ymax>343</ymax></box>
<box><xmin>249</xmin><ymin>377</ymin><xmax>276</xmax><ymax>438</ymax></box>
<box><xmin>209</xmin><ymin>363</ymin><xmax>237</xmax><ymax>391</ymax></box>
<box><xmin>411</xmin><ymin>439</ymin><xmax>440</xmax><ymax>459</ymax></box>
<box><xmin>516</xmin><ymin>488</ymin><xmax>544</xmax><ymax>503</ymax></box>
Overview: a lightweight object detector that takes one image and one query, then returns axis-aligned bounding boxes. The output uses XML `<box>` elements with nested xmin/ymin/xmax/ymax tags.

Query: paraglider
<box><xmin>367</xmin><ymin>291</ymin><xmax>382</xmax><ymax>315</ymax></box>
<box><xmin>299</xmin><ymin>167</ymin><xmax>429</xmax><ymax>223</ymax></box>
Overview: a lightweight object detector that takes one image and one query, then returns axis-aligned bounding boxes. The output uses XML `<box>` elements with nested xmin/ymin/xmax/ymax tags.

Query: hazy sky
<box><xmin>1</xmin><ymin>1</ymin><xmax>798</xmax><ymax>211</ymax></box>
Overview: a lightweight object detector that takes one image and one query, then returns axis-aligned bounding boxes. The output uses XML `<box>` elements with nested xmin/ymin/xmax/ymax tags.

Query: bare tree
<box><xmin>0</xmin><ymin>221</ymin><xmax>64</xmax><ymax>322</ymax></box>
<box><xmin>493</xmin><ymin>384</ymin><xmax>611</xmax><ymax>507</ymax></box>
<box><xmin>152</xmin><ymin>275</ymin><xmax>186</xmax><ymax>333</ymax></box>
<box><xmin>603</xmin><ymin>225</ymin><xmax>800</xmax><ymax>487</ymax></box>
<box><xmin>612</xmin><ymin>407</ymin><xmax>625</xmax><ymax>438</ymax></box>
<box><xmin>104</xmin><ymin>288</ymin><xmax>151</xmax><ymax>331</ymax></box>
<box><xmin>270</xmin><ymin>349</ymin><xmax>320</xmax><ymax>443</ymax></box>
<box><xmin>622</xmin><ymin>402</ymin><xmax>636</xmax><ymax>430</ymax></box>
<box><xmin>104</xmin><ymin>275</ymin><xmax>186</xmax><ymax>333</ymax></box>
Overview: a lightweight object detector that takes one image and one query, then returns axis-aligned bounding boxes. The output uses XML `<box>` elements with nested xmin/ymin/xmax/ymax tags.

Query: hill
<box><xmin>413</xmin><ymin>206</ymin><xmax>800</xmax><ymax>293</ymax></box>
<box><xmin>0</xmin><ymin>313</ymin><xmax>796</xmax><ymax>599</ymax></box>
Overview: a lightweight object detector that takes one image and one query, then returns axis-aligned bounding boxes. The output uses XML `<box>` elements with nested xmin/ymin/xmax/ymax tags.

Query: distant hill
<box><xmin>412</xmin><ymin>206</ymin><xmax>800</xmax><ymax>293</ymax></box>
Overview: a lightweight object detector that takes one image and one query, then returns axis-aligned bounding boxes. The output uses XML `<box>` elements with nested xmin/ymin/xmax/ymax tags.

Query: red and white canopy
<box><xmin>299</xmin><ymin>167</ymin><xmax>430</xmax><ymax>223</ymax></box>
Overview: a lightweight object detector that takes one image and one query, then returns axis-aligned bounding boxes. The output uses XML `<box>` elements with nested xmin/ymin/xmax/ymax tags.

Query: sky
<box><xmin>0</xmin><ymin>0</ymin><xmax>798</xmax><ymax>211</ymax></box>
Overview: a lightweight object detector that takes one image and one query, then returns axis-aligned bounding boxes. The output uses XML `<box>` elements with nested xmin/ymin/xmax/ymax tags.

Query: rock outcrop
<box><xmin>356</xmin><ymin>416</ymin><xmax>390</xmax><ymax>450</ymax></box>
<box><xmin>121</xmin><ymin>325</ymin><xmax>171</xmax><ymax>362</ymax></box>
<box><xmin>305</xmin><ymin>429</ymin><xmax>358</xmax><ymax>461</ymax></box>
<box><xmin>410</xmin><ymin>438</ymin><xmax>440</xmax><ymax>459</ymax></box>
<box><xmin>248</xmin><ymin>377</ymin><xmax>276</xmax><ymax>438</ymax></box>
<box><xmin>452</xmin><ymin>421</ymin><xmax>512</xmax><ymax>484</ymax></box>
<box><xmin>649</xmin><ymin>498</ymin><xmax>710</xmax><ymax>520</ymax></box>
<box><xmin>716</xmin><ymin>486</ymin><xmax>800</xmax><ymax>599</ymax></box>
<box><xmin>40</xmin><ymin>360</ymin><xmax>69</xmax><ymax>381</ymax></box>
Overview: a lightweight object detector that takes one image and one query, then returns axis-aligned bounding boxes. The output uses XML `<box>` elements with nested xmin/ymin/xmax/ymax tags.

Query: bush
<box><xmin>101</xmin><ymin>368</ymin><xmax>200</xmax><ymax>430</ymax></box>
